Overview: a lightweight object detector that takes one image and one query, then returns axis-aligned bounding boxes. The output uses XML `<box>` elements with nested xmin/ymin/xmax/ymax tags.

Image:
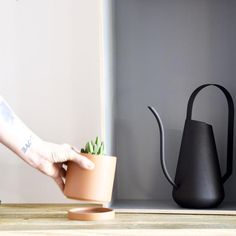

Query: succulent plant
<box><xmin>81</xmin><ymin>136</ymin><xmax>105</xmax><ymax>155</ymax></box>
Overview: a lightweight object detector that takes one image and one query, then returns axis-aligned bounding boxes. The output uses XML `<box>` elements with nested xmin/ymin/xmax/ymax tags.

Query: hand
<box><xmin>26</xmin><ymin>140</ymin><xmax>95</xmax><ymax>192</ymax></box>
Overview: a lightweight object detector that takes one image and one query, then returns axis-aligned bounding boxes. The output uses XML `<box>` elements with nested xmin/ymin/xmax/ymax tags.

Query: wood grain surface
<box><xmin>0</xmin><ymin>204</ymin><xmax>236</xmax><ymax>235</ymax></box>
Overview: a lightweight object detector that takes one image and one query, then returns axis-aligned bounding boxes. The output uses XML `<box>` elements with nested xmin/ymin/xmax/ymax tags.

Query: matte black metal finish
<box><xmin>148</xmin><ymin>84</ymin><xmax>234</xmax><ymax>209</ymax></box>
<box><xmin>173</xmin><ymin>119</ymin><xmax>224</xmax><ymax>208</ymax></box>
<box><xmin>148</xmin><ymin>106</ymin><xmax>177</xmax><ymax>188</ymax></box>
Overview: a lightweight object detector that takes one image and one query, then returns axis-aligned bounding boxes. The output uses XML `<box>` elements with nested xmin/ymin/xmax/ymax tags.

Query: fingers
<box><xmin>53</xmin><ymin>163</ymin><xmax>65</xmax><ymax>191</ymax></box>
<box><xmin>72</xmin><ymin>153</ymin><xmax>95</xmax><ymax>170</ymax></box>
<box><xmin>36</xmin><ymin>161</ymin><xmax>66</xmax><ymax>194</ymax></box>
<box><xmin>54</xmin><ymin>176</ymin><xmax>65</xmax><ymax>192</ymax></box>
<box><xmin>54</xmin><ymin>163</ymin><xmax>66</xmax><ymax>178</ymax></box>
<box><xmin>69</xmin><ymin>146</ymin><xmax>95</xmax><ymax>170</ymax></box>
<box><xmin>60</xmin><ymin>144</ymin><xmax>94</xmax><ymax>170</ymax></box>
<box><xmin>71</xmin><ymin>146</ymin><xmax>80</xmax><ymax>154</ymax></box>
<box><xmin>60</xmin><ymin>166</ymin><xmax>66</xmax><ymax>178</ymax></box>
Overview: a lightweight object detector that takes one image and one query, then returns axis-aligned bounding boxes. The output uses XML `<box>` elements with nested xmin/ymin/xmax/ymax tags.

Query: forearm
<box><xmin>0</xmin><ymin>96</ymin><xmax>42</xmax><ymax>166</ymax></box>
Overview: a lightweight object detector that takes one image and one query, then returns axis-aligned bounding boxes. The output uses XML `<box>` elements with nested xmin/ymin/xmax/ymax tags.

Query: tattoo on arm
<box><xmin>0</xmin><ymin>101</ymin><xmax>14</xmax><ymax>124</ymax></box>
<box><xmin>21</xmin><ymin>137</ymin><xmax>32</xmax><ymax>153</ymax></box>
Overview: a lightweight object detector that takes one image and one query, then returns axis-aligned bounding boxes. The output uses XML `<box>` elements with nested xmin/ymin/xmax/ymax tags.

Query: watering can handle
<box><xmin>186</xmin><ymin>84</ymin><xmax>234</xmax><ymax>183</ymax></box>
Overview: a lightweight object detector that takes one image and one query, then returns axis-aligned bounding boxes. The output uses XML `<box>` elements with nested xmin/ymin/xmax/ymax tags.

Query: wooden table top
<box><xmin>0</xmin><ymin>204</ymin><xmax>236</xmax><ymax>235</ymax></box>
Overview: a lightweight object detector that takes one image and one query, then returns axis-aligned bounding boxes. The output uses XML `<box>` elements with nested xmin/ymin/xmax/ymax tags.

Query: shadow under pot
<box><xmin>64</xmin><ymin>153</ymin><xmax>117</xmax><ymax>202</ymax></box>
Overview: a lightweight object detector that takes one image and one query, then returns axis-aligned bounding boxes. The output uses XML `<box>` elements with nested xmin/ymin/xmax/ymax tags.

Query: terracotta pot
<box><xmin>64</xmin><ymin>153</ymin><xmax>117</xmax><ymax>202</ymax></box>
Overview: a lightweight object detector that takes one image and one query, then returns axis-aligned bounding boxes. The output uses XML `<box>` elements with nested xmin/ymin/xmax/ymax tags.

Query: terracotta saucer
<box><xmin>68</xmin><ymin>207</ymin><xmax>115</xmax><ymax>221</ymax></box>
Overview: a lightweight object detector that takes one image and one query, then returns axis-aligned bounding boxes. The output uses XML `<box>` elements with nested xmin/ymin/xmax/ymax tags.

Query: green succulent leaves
<box><xmin>81</xmin><ymin>136</ymin><xmax>105</xmax><ymax>155</ymax></box>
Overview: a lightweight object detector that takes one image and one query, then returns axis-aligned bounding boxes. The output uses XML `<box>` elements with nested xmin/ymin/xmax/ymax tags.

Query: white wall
<box><xmin>0</xmin><ymin>0</ymin><xmax>103</xmax><ymax>203</ymax></box>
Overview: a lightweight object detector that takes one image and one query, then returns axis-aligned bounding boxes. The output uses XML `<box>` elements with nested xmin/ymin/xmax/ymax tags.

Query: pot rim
<box><xmin>79</xmin><ymin>153</ymin><xmax>117</xmax><ymax>160</ymax></box>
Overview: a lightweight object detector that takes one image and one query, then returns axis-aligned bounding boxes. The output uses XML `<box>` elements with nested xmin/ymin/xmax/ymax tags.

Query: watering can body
<box><xmin>173</xmin><ymin>120</ymin><xmax>224</xmax><ymax>208</ymax></box>
<box><xmin>148</xmin><ymin>84</ymin><xmax>234</xmax><ymax>208</ymax></box>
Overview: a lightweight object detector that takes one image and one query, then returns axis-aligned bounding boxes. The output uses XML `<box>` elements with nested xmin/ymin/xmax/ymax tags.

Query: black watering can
<box><xmin>148</xmin><ymin>84</ymin><xmax>234</xmax><ymax>208</ymax></box>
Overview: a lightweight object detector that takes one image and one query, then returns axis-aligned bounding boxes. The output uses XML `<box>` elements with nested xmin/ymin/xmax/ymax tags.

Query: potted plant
<box><xmin>64</xmin><ymin>137</ymin><xmax>117</xmax><ymax>203</ymax></box>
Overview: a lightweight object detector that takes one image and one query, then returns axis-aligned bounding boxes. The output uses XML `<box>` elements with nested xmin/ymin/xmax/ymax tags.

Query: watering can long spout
<box><xmin>148</xmin><ymin>106</ymin><xmax>177</xmax><ymax>188</ymax></box>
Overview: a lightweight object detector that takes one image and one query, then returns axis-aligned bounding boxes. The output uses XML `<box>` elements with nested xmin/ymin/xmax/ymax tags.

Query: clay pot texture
<box><xmin>64</xmin><ymin>153</ymin><xmax>117</xmax><ymax>202</ymax></box>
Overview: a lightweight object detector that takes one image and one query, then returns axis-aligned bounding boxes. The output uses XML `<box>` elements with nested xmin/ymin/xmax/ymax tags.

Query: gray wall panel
<box><xmin>113</xmin><ymin>0</ymin><xmax>236</xmax><ymax>201</ymax></box>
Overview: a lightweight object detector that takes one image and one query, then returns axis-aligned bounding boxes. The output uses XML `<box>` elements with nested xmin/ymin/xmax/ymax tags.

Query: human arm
<box><xmin>0</xmin><ymin>96</ymin><xmax>94</xmax><ymax>191</ymax></box>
